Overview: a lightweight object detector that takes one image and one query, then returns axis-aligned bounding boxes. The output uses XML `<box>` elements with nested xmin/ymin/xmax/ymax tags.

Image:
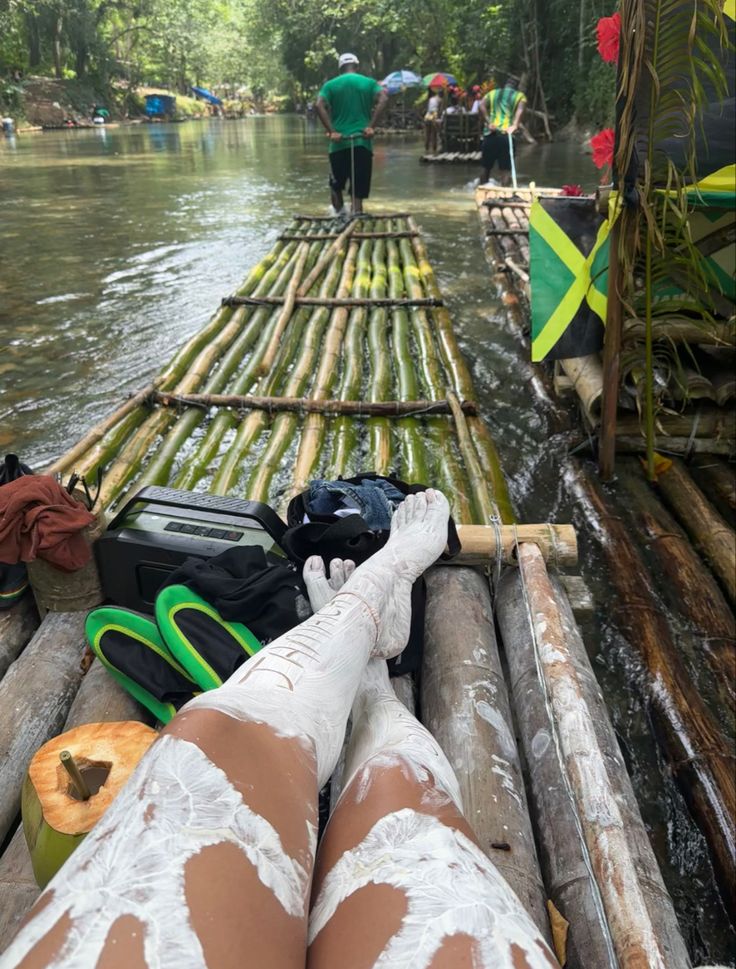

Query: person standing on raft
<box><xmin>478</xmin><ymin>75</ymin><xmax>526</xmax><ymax>186</ymax></box>
<box><xmin>316</xmin><ymin>52</ymin><xmax>388</xmax><ymax>216</ymax></box>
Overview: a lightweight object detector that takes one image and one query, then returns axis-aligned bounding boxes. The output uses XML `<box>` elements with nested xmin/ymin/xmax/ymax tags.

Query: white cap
<box><xmin>338</xmin><ymin>52</ymin><xmax>359</xmax><ymax>67</ymax></box>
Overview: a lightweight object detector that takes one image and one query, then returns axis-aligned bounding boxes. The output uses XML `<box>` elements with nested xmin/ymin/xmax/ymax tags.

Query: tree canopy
<box><xmin>0</xmin><ymin>0</ymin><xmax>616</xmax><ymax>127</ymax></box>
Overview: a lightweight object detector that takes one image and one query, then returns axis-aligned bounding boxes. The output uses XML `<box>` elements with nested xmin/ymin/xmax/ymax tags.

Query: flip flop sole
<box><xmin>155</xmin><ymin>585</ymin><xmax>263</xmax><ymax>691</ymax></box>
<box><xmin>85</xmin><ymin>607</ymin><xmax>198</xmax><ymax>725</ymax></box>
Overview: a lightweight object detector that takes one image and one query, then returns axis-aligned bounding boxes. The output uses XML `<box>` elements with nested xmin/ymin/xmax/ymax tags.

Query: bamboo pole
<box><xmin>207</xmin><ymin>231</ymin><xmax>346</xmax><ymax>495</ymax></box>
<box><xmin>225</xmin><ymin>295</ymin><xmax>443</xmax><ymax>309</ymax></box>
<box><xmin>52</xmin><ymin>233</ymin><xmax>292</xmax><ymax>479</ymax></box>
<box><xmin>615</xmin><ymin>407</ymin><xmax>735</xmax><ymax>440</ymax></box>
<box><xmin>288</xmin><ymin>238</ymin><xmax>367</xmax><ymax>499</ymax></box>
<box><xmin>618</xmin><ymin>460</ymin><xmax>735</xmax><ymax>714</ymax></box>
<box><xmin>446</xmin><ymin>390</ymin><xmax>497</xmax><ymax>523</ymax></box>
<box><xmin>84</xmin><ymin>240</ymin><xmax>301</xmax><ymax>507</ymax></box>
<box><xmin>396</xmin><ymin>227</ymin><xmax>476</xmax><ymax>522</ymax></box>
<box><xmin>387</xmin><ymin>235</ymin><xmax>428</xmax><ymax>485</ymax></box>
<box><xmin>366</xmin><ymin>226</ymin><xmax>393</xmax><ymax>476</ymax></box>
<box><xmin>655</xmin><ymin>457</ymin><xmax>736</xmax><ymax>604</ymax></box>
<box><xmin>571</xmin><ymin>465</ymin><xmax>736</xmax><ymax>914</ymax></box>
<box><xmin>615</xmin><ymin>436</ymin><xmax>734</xmax><ymax>457</ymax></box>
<box><xmin>153</xmin><ymin>393</ymin><xmax>478</xmax><ymax>417</ymax></box>
<box><xmin>247</xmin><ymin>243</ymin><xmax>359</xmax><ymax>504</ymax></box>
<box><xmin>422</xmin><ymin>567</ymin><xmax>551</xmax><ymax>937</ymax></box>
<box><xmin>327</xmin><ymin>239</ymin><xmax>373</xmax><ymax>478</ymax></box>
<box><xmin>174</xmin><ymin>239</ymin><xmax>320</xmax><ymax>492</ymax></box>
<box><xmin>296</xmin><ymin>219</ymin><xmax>357</xmax><ymax>297</ymax></box>
<box><xmin>44</xmin><ymin>379</ymin><xmax>163</xmax><ymax>477</ymax></box>
<box><xmin>257</xmin><ymin>242</ymin><xmax>311</xmax><ymax>376</ymax></box>
<box><xmin>134</xmin><ymin>234</ymin><xmax>324</xmax><ymax>492</ymax></box>
<box><xmin>406</xmin><ymin>221</ymin><xmax>514</xmax><ymax>523</ymax></box>
<box><xmin>496</xmin><ymin>568</ymin><xmax>692</xmax><ymax>969</ymax></box>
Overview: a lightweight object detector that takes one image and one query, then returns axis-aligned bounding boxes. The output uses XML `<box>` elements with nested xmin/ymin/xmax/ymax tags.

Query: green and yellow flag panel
<box><xmin>529</xmin><ymin>197</ymin><xmax>611</xmax><ymax>362</ymax></box>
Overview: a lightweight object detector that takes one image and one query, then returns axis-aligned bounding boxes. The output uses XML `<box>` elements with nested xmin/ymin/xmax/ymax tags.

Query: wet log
<box><xmin>496</xmin><ymin>565</ymin><xmax>691</xmax><ymax>969</ymax></box>
<box><xmin>0</xmin><ymin>612</ymin><xmax>86</xmax><ymax>846</ymax></box>
<box><xmin>0</xmin><ymin>595</ymin><xmax>39</xmax><ymax>682</ymax></box>
<box><xmin>691</xmin><ymin>457</ymin><xmax>736</xmax><ymax>527</ymax></box>
<box><xmin>655</xmin><ymin>457</ymin><xmax>736</xmax><ymax>604</ymax></box>
<box><xmin>559</xmin><ymin>354</ymin><xmax>604</xmax><ymax>426</ymax></box>
<box><xmin>516</xmin><ymin>543</ymin><xmax>690</xmax><ymax>968</ymax></box>
<box><xmin>422</xmin><ymin>566</ymin><xmax>551</xmax><ymax>939</ymax></box>
<box><xmin>571</xmin><ymin>467</ymin><xmax>736</xmax><ymax>916</ymax></box>
<box><xmin>452</xmin><ymin>523</ymin><xmax>577</xmax><ymax>567</ymax></box>
<box><xmin>615</xmin><ymin>407</ymin><xmax>736</xmax><ymax>441</ymax></box>
<box><xmin>615</xmin><ymin>436</ymin><xmax>735</xmax><ymax>457</ymax></box>
<box><xmin>0</xmin><ymin>659</ymin><xmax>152</xmax><ymax>951</ymax></box>
<box><xmin>618</xmin><ymin>460</ymin><xmax>736</xmax><ymax>713</ymax></box>
<box><xmin>623</xmin><ymin>317</ymin><xmax>736</xmax><ymax>346</ymax></box>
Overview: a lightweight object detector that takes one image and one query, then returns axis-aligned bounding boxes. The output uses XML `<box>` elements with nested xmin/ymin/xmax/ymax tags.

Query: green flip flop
<box><xmin>155</xmin><ymin>585</ymin><xmax>263</xmax><ymax>691</ymax></box>
<box><xmin>85</xmin><ymin>607</ymin><xmax>199</xmax><ymax>725</ymax></box>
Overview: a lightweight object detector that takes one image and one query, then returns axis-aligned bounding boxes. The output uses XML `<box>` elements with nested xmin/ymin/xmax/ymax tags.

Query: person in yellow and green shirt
<box><xmin>478</xmin><ymin>76</ymin><xmax>526</xmax><ymax>186</ymax></box>
<box><xmin>316</xmin><ymin>52</ymin><xmax>389</xmax><ymax>215</ymax></box>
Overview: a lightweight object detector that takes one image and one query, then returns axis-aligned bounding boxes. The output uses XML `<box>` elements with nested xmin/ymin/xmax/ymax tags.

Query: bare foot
<box><xmin>303</xmin><ymin>557</ymin><xmax>356</xmax><ymax>612</ymax></box>
<box><xmin>335</xmin><ymin>490</ymin><xmax>450</xmax><ymax>659</ymax></box>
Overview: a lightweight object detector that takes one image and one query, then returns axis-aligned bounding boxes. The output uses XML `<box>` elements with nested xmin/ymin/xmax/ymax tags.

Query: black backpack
<box><xmin>281</xmin><ymin>473</ymin><xmax>460</xmax><ymax>677</ymax></box>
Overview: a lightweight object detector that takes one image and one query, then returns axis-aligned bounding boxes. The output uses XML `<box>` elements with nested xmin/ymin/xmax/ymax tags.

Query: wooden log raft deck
<box><xmin>475</xmin><ymin>183</ymin><xmax>736</xmax><ymax>457</ymax></box>
<box><xmin>475</xmin><ymin>185</ymin><xmax>736</xmax><ymax>935</ymax></box>
<box><xmin>0</xmin><ymin>212</ymin><xmax>695</xmax><ymax>966</ymax></box>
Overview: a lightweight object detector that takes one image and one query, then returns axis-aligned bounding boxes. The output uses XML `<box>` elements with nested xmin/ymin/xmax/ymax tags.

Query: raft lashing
<box><xmin>0</xmin><ymin>213</ymin><xmax>699</xmax><ymax>968</ymax></box>
<box><xmin>476</xmin><ymin>184</ymin><xmax>736</xmax><ymax>456</ymax></box>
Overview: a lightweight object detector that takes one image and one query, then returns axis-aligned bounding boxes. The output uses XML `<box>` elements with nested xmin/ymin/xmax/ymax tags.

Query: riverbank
<box><xmin>0</xmin><ymin>76</ymin><xmax>275</xmax><ymax>131</ymax></box>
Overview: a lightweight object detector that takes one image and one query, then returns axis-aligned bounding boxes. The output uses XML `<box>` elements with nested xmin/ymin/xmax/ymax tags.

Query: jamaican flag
<box><xmin>529</xmin><ymin>196</ymin><xmax>611</xmax><ymax>362</ymax></box>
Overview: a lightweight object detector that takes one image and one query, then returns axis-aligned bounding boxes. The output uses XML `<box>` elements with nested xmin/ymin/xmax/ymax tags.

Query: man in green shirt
<box><xmin>316</xmin><ymin>53</ymin><xmax>388</xmax><ymax>214</ymax></box>
<box><xmin>478</xmin><ymin>76</ymin><xmax>526</xmax><ymax>186</ymax></box>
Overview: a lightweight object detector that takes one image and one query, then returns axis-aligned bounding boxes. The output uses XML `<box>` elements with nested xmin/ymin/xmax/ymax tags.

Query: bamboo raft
<box><xmin>476</xmin><ymin>184</ymin><xmax>736</xmax><ymax>458</ymax></box>
<box><xmin>0</xmin><ymin>212</ymin><xmax>724</xmax><ymax>966</ymax></box>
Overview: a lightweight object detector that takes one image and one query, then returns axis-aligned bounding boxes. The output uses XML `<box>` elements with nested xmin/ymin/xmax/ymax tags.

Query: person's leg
<box><xmin>480</xmin><ymin>132</ymin><xmax>493</xmax><ymax>183</ymax></box>
<box><xmin>4</xmin><ymin>492</ymin><xmax>450</xmax><ymax>969</ymax></box>
<box><xmin>308</xmin><ymin>663</ymin><xmax>559</xmax><ymax>969</ymax></box>
<box><xmin>351</xmin><ymin>147</ymin><xmax>372</xmax><ymax>216</ymax></box>
<box><xmin>498</xmin><ymin>131</ymin><xmax>512</xmax><ymax>187</ymax></box>
<box><xmin>329</xmin><ymin>149</ymin><xmax>348</xmax><ymax>213</ymax></box>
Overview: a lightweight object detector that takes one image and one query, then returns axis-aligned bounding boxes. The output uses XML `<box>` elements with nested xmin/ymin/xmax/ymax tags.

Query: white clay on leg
<box><xmin>308</xmin><ymin>658</ymin><xmax>559</xmax><ymax>969</ymax></box>
<box><xmin>188</xmin><ymin>489</ymin><xmax>450</xmax><ymax>787</ymax></box>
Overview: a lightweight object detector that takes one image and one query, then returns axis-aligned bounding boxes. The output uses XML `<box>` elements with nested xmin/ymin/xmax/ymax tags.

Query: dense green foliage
<box><xmin>0</xmin><ymin>0</ymin><xmax>616</xmax><ymax>126</ymax></box>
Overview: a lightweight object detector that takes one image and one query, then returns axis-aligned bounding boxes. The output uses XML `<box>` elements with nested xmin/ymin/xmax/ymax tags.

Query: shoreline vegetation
<box><xmin>1</xmin><ymin>1</ymin><xmax>615</xmax><ymax>139</ymax></box>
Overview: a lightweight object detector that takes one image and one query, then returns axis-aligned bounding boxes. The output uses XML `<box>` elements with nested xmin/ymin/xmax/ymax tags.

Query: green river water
<box><xmin>0</xmin><ymin>116</ymin><xmax>733</xmax><ymax>964</ymax></box>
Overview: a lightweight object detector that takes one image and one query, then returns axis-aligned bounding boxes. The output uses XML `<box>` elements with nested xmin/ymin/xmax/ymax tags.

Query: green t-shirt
<box><xmin>482</xmin><ymin>86</ymin><xmax>526</xmax><ymax>136</ymax></box>
<box><xmin>318</xmin><ymin>72</ymin><xmax>383</xmax><ymax>153</ymax></box>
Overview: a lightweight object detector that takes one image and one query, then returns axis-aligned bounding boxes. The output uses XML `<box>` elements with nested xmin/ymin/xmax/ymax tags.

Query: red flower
<box><xmin>597</xmin><ymin>12</ymin><xmax>621</xmax><ymax>64</ymax></box>
<box><xmin>591</xmin><ymin>127</ymin><xmax>615</xmax><ymax>169</ymax></box>
<box><xmin>561</xmin><ymin>184</ymin><xmax>585</xmax><ymax>196</ymax></box>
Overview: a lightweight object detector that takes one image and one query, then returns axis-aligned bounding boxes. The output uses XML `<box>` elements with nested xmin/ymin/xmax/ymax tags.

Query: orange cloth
<box><xmin>0</xmin><ymin>475</ymin><xmax>96</xmax><ymax>572</ymax></box>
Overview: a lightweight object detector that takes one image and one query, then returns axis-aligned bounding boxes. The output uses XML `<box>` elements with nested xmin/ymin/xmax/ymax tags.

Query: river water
<box><xmin>1</xmin><ymin>116</ymin><xmax>733</xmax><ymax>964</ymax></box>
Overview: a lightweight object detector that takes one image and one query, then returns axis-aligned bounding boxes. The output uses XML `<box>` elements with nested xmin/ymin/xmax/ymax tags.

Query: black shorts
<box><xmin>329</xmin><ymin>146</ymin><xmax>373</xmax><ymax>200</ymax></box>
<box><xmin>481</xmin><ymin>131</ymin><xmax>511</xmax><ymax>172</ymax></box>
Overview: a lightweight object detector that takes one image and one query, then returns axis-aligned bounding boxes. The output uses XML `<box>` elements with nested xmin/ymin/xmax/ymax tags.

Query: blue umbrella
<box><xmin>381</xmin><ymin>70</ymin><xmax>422</xmax><ymax>95</ymax></box>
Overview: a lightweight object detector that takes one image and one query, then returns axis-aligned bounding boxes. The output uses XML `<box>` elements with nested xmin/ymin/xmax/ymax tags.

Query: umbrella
<box><xmin>381</xmin><ymin>70</ymin><xmax>423</xmax><ymax>95</ymax></box>
<box><xmin>422</xmin><ymin>72</ymin><xmax>458</xmax><ymax>89</ymax></box>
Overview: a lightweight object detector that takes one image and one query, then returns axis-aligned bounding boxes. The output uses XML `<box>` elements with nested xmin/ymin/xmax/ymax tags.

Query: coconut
<box><xmin>22</xmin><ymin>720</ymin><xmax>157</xmax><ymax>888</ymax></box>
